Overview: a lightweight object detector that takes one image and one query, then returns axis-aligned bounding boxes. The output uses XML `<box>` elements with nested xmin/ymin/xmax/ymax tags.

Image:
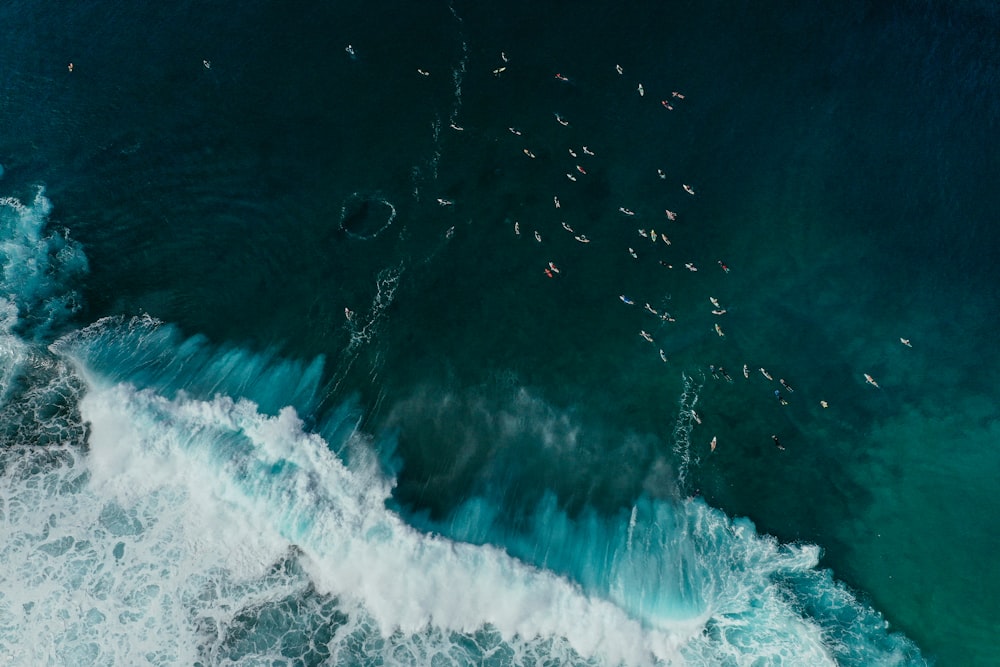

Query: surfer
<box><xmin>450</xmin><ymin>123</ymin><xmax>464</xmax><ymax>131</ymax></box>
<box><xmin>566</xmin><ymin>173</ymin><xmax>577</xmax><ymax>182</ymax></box>
<box><xmin>683</xmin><ymin>184</ymin><xmax>695</xmax><ymax>195</ymax></box>
<box><xmin>554</xmin><ymin>196</ymin><xmax>561</xmax><ymax>208</ymax></box>
<box><xmin>574</xmin><ymin>234</ymin><xmax>590</xmax><ymax>243</ymax></box>
<box><xmin>436</xmin><ymin>198</ymin><xmax>453</xmax><ymax>206</ymax></box>
<box><xmin>619</xmin><ymin>207</ymin><xmax>635</xmax><ymax>216</ymax></box>
<box><xmin>779</xmin><ymin>378</ymin><xmax>794</xmax><ymax>392</ymax></box>
<box><xmin>719</xmin><ymin>367</ymin><xmax>733</xmax><ymax>382</ymax></box>
<box><xmin>718</xmin><ymin>260</ymin><xmax>730</xmax><ymax>273</ymax></box>
<box><xmin>657</xmin><ymin>169</ymin><xmax>667</xmax><ymax>179</ymax></box>
<box><xmin>345</xmin><ymin>44</ymin><xmax>355</xmax><ymax>56</ymax></box>
<box><xmin>820</xmin><ymin>400</ymin><xmax>829</xmax><ymax>408</ymax></box>
<box><xmin>640</xmin><ymin>330</ymin><xmax>654</xmax><ymax>343</ymax></box>
<box><xmin>569</xmin><ymin>148</ymin><xmax>578</xmax><ymax>157</ymax></box>
<box><xmin>555</xmin><ymin>73</ymin><xmax>569</xmax><ymax>82</ymax></box>
<box><xmin>344</xmin><ymin>308</ymin><xmax>354</xmax><ymax>320</ymax></box>
<box><xmin>665</xmin><ymin>209</ymin><xmax>677</xmax><ymax>220</ymax></box>
<box><xmin>523</xmin><ymin>149</ymin><xmax>536</xmax><ymax>158</ymax></box>
<box><xmin>582</xmin><ymin>146</ymin><xmax>595</xmax><ymax>156</ymax></box>
<box><xmin>492</xmin><ymin>67</ymin><xmax>506</xmax><ymax>76</ymax></box>
<box><xmin>711</xmin><ymin>309</ymin><xmax>727</xmax><ymax>316</ymax></box>
<box><xmin>620</xmin><ymin>295</ymin><xmax>635</xmax><ymax>305</ymax></box>
<box><xmin>672</xmin><ymin>91</ymin><xmax>685</xmax><ymax>99</ymax></box>
<box><xmin>714</xmin><ymin>323</ymin><xmax>725</xmax><ymax>337</ymax></box>
<box><xmin>900</xmin><ymin>337</ymin><xmax>912</xmax><ymax>347</ymax></box>
<box><xmin>772</xmin><ymin>434</ymin><xmax>785</xmax><ymax>450</ymax></box>
<box><xmin>548</xmin><ymin>262</ymin><xmax>560</xmax><ymax>274</ymax></box>
<box><xmin>628</xmin><ymin>247</ymin><xmax>638</xmax><ymax>259</ymax></box>
<box><xmin>508</xmin><ymin>127</ymin><xmax>522</xmax><ymax>136</ymax></box>
<box><xmin>616</xmin><ymin>64</ymin><xmax>623</xmax><ymax>75</ymax></box>
<box><xmin>576</xmin><ymin>165</ymin><xmax>587</xmax><ymax>174</ymax></box>
<box><xmin>710</xmin><ymin>297</ymin><xmax>720</xmax><ymax>308</ymax></box>
<box><xmin>561</xmin><ymin>221</ymin><xmax>574</xmax><ymax>232</ymax></box>
<box><xmin>68</xmin><ymin>62</ymin><xmax>75</xmax><ymax>72</ymax></box>
<box><xmin>661</xmin><ymin>100</ymin><xmax>674</xmax><ymax>110</ymax></box>
<box><xmin>864</xmin><ymin>373</ymin><xmax>880</xmax><ymax>388</ymax></box>
<box><xmin>638</xmin><ymin>83</ymin><xmax>645</xmax><ymax>96</ymax></box>
<box><xmin>417</xmin><ymin>68</ymin><xmax>430</xmax><ymax>76</ymax></box>
<box><xmin>774</xmin><ymin>390</ymin><xmax>788</xmax><ymax>405</ymax></box>
<box><xmin>685</xmin><ymin>263</ymin><xmax>698</xmax><ymax>271</ymax></box>
<box><xmin>743</xmin><ymin>364</ymin><xmax>749</xmax><ymax>379</ymax></box>
<box><xmin>760</xmin><ymin>368</ymin><xmax>773</xmax><ymax>381</ymax></box>
<box><xmin>555</xmin><ymin>113</ymin><xmax>569</xmax><ymax>126</ymax></box>
<box><xmin>501</xmin><ymin>51</ymin><xmax>509</xmax><ymax>63</ymax></box>
<box><xmin>644</xmin><ymin>303</ymin><xmax>658</xmax><ymax>315</ymax></box>
<box><xmin>514</xmin><ymin>221</ymin><xmax>520</xmax><ymax>235</ymax></box>
<box><xmin>534</xmin><ymin>231</ymin><xmax>542</xmax><ymax>243</ymax></box>
<box><xmin>638</xmin><ymin>229</ymin><xmax>648</xmax><ymax>238</ymax></box>
<box><xmin>660</xmin><ymin>349</ymin><xmax>668</xmax><ymax>362</ymax></box>
<box><xmin>710</xmin><ymin>436</ymin><xmax>717</xmax><ymax>452</ymax></box>
<box><xmin>692</xmin><ymin>411</ymin><xmax>702</xmax><ymax>424</ymax></box>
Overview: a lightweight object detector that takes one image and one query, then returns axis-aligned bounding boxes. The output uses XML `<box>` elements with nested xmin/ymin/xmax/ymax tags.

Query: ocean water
<box><xmin>1</xmin><ymin>0</ymin><xmax>998</xmax><ymax>665</ymax></box>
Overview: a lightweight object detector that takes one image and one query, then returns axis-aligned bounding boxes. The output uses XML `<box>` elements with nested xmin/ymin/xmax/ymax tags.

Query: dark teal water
<box><xmin>1</xmin><ymin>0</ymin><xmax>998</xmax><ymax>664</ymax></box>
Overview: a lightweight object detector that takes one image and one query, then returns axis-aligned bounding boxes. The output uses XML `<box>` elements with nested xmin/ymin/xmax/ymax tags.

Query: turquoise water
<box><xmin>1</xmin><ymin>0</ymin><xmax>998</xmax><ymax>664</ymax></box>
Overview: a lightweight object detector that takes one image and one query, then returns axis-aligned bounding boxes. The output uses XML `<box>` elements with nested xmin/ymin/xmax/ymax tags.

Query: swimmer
<box><xmin>566</xmin><ymin>173</ymin><xmax>577</xmax><ymax>182</ymax></box>
<box><xmin>685</xmin><ymin>263</ymin><xmax>698</xmax><ymax>271</ymax></box>
<box><xmin>628</xmin><ymin>247</ymin><xmax>638</xmax><ymax>259</ymax></box>
<box><xmin>581</xmin><ymin>146</ymin><xmax>595</xmax><ymax>156</ymax></box>
<box><xmin>743</xmin><ymin>364</ymin><xmax>749</xmax><ymax>379</ymax></box>
<box><xmin>616</xmin><ymin>64</ymin><xmax>623</xmax><ymax>75</ymax></box>
<box><xmin>820</xmin><ymin>400</ymin><xmax>829</xmax><ymax>408</ymax></box>
<box><xmin>417</xmin><ymin>68</ymin><xmax>430</xmax><ymax>76</ymax></box>
<box><xmin>657</xmin><ymin>169</ymin><xmax>667</xmax><ymax>179</ymax></box>
<box><xmin>864</xmin><ymin>373</ymin><xmax>880</xmax><ymax>388</ymax></box>
<box><xmin>555</xmin><ymin>114</ymin><xmax>569</xmax><ymax>126</ymax></box>
<box><xmin>554</xmin><ymin>196</ymin><xmax>561</xmax><ymax>208</ymax></box>
<box><xmin>665</xmin><ymin>209</ymin><xmax>677</xmax><ymax>220</ymax></box>
<box><xmin>774</xmin><ymin>390</ymin><xmax>788</xmax><ymax>405</ymax></box>
<box><xmin>644</xmin><ymin>303</ymin><xmax>658</xmax><ymax>315</ymax></box>
<box><xmin>555</xmin><ymin>73</ymin><xmax>569</xmax><ymax>82</ymax></box>
<box><xmin>900</xmin><ymin>337</ymin><xmax>912</xmax><ymax>347</ymax></box>
<box><xmin>437</xmin><ymin>198</ymin><xmax>453</xmax><ymax>206</ymax></box>
<box><xmin>534</xmin><ymin>231</ymin><xmax>542</xmax><ymax>242</ymax></box>
<box><xmin>548</xmin><ymin>261</ymin><xmax>560</xmax><ymax>274</ymax></box>
<box><xmin>779</xmin><ymin>379</ymin><xmax>794</xmax><ymax>393</ymax></box>
<box><xmin>660</xmin><ymin>349</ymin><xmax>668</xmax><ymax>362</ymax></box>
<box><xmin>569</xmin><ymin>148</ymin><xmax>578</xmax><ymax>158</ymax></box>
<box><xmin>772</xmin><ymin>434</ymin><xmax>785</xmax><ymax>450</ymax></box>
<box><xmin>523</xmin><ymin>149</ymin><xmax>536</xmax><ymax>158</ymax></box>
<box><xmin>715</xmin><ymin>323</ymin><xmax>725</xmax><ymax>337</ymax></box>
<box><xmin>514</xmin><ymin>221</ymin><xmax>520</xmax><ymax>235</ymax></box>
<box><xmin>640</xmin><ymin>330</ymin><xmax>654</xmax><ymax>343</ymax></box>
<box><xmin>576</xmin><ymin>165</ymin><xmax>587</xmax><ymax>174</ymax></box>
<box><xmin>450</xmin><ymin>123</ymin><xmax>464</xmax><ymax>131</ymax></box>
<box><xmin>650</xmin><ymin>229</ymin><xmax>658</xmax><ymax>242</ymax></box>
<box><xmin>508</xmin><ymin>127</ymin><xmax>522</xmax><ymax>136</ymax></box>
<box><xmin>720</xmin><ymin>367</ymin><xmax>733</xmax><ymax>382</ymax></box>
<box><xmin>760</xmin><ymin>368</ymin><xmax>773</xmax><ymax>381</ymax></box>
<box><xmin>710</xmin><ymin>436</ymin><xmax>717</xmax><ymax>452</ymax></box>
<box><xmin>638</xmin><ymin>229</ymin><xmax>648</xmax><ymax>238</ymax></box>
<box><xmin>561</xmin><ymin>221</ymin><xmax>574</xmax><ymax>232</ymax></box>
<box><xmin>620</xmin><ymin>295</ymin><xmax>634</xmax><ymax>305</ymax></box>
<box><xmin>710</xmin><ymin>297</ymin><xmax>720</xmax><ymax>308</ymax></box>
<box><xmin>619</xmin><ymin>207</ymin><xmax>635</xmax><ymax>216</ymax></box>
<box><xmin>575</xmin><ymin>235</ymin><xmax>590</xmax><ymax>243</ymax></box>
<box><xmin>683</xmin><ymin>184</ymin><xmax>695</xmax><ymax>195</ymax></box>
<box><xmin>638</xmin><ymin>83</ymin><xmax>645</xmax><ymax>96</ymax></box>
<box><xmin>711</xmin><ymin>309</ymin><xmax>727</xmax><ymax>316</ymax></box>
<box><xmin>672</xmin><ymin>91</ymin><xmax>685</xmax><ymax>99</ymax></box>
<box><xmin>718</xmin><ymin>260</ymin><xmax>730</xmax><ymax>273</ymax></box>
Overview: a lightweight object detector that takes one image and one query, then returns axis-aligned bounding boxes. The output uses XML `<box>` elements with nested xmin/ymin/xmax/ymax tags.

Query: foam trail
<box><xmin>671</xmin><ymin>372</ymin><xmax>703</xmax><ymax>491</ymax></box>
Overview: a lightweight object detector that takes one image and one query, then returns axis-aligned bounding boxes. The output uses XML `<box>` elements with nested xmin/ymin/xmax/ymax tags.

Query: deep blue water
<box><xmin>1</xmin><ymin>0</ymin><xmax>998</xmax><ymax>664</ymax></box>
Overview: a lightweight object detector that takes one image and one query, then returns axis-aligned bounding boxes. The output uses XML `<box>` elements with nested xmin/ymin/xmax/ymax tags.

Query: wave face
<box><xmin>0</xmin><ymin>189</ymin><xmax>927</xmax><ymax>666</ymax></box>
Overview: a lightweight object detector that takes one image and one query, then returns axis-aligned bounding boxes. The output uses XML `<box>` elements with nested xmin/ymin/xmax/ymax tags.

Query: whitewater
<box><xmin>0</xmin><ymin>190</ymin><xmax>926</xmax><ymax>666</ymax></box>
